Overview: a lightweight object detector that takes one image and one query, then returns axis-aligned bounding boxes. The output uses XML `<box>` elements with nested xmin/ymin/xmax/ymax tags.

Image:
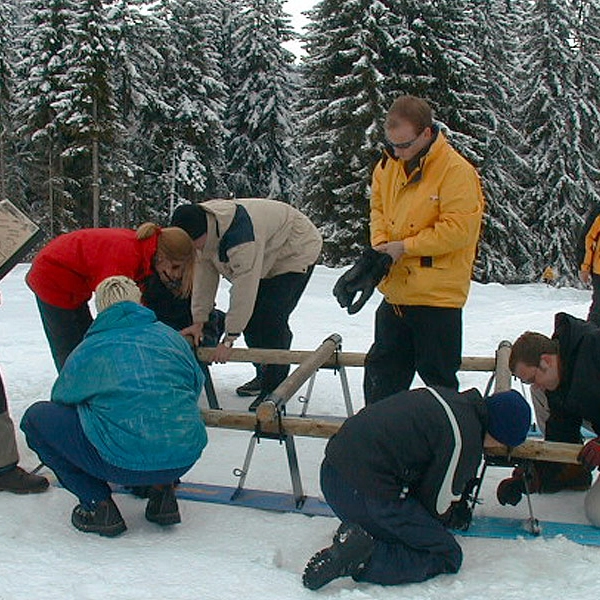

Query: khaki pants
<box><xmin>0</xmin><ymin>411</ymin><xmax>19</xmax><ymax>470</ymax></box>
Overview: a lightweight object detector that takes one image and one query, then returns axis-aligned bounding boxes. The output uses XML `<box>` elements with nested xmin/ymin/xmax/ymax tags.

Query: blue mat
<box><xmin>114</xmin><ymin>481</ymin><xmax>600</xmax><ymax>546</ymax></box>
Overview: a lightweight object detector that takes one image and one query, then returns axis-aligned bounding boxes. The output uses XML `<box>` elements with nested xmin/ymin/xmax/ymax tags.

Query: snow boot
<box><xmin>303</xmin><ymin>522</ymin><xmax>374</xmax><ymax>590</ymax></box>
<box><xmin>236</xmin><ymin>376</ymin><xmax>262</xmax><ymax>397</ymax></box>
<box><xmin>145</xmin><ymin>484</ymin><xmax>181</xmax><ymax>526</ymax></box>
<box><xmin>71</xmin><ymin>498</ymin><xmax>126</xmax><ymax>537</ymax></box>
<box><xmin>0</xmin><ymin>466</ymin><xmax>49</xmax><ymax>494</ymax></box>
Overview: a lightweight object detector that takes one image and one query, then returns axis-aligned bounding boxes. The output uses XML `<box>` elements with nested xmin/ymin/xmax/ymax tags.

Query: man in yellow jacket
<box><xmin>364</xmin><ymin>96</ymin><xmax>484</xmax><ymax>404</ymax></box>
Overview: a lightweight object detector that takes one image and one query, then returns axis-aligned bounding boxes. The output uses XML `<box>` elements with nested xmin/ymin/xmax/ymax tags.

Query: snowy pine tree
<box><xmin>137</xmin><ymin>0</ymin><xmax>227</xmax><ymax>218</ymax></box>
<box><xmin>224</xmin><ymin>0</ymin><xmax>299</xmax><ymax>202</ymax></box>
<box><xmin>298</xmin><ymin>0</ymin><xmax>405</xmax><ymax>265</ymax></box>
<box><xmin>518</xmin><ymin>0</ymin><xmax>599</xmax><ymax>283</ymax></box>
<box><xmin>0</xmin><ymin>0</ymin><xmax>15</xmax><ymax>202</ymax></box>
<box><xmin>469</xmin><ymin>0</ymin><xmax>536</xmax><ymax>283</ymax></box>
<box><xmin>16</xmin><ymin>0</ymin><xmax>80</xmax><ymax>234</ymax></box>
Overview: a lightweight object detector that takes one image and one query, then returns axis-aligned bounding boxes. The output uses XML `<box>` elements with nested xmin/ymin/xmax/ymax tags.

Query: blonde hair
<box><xmin>136</xmin><ymin>222</ymin><xmax>195</xmax><ymax>297</ymax></box>
<box><xmin>95</xmin><ymin>276</ymin><xmax>142</xmax><ymax>313</ymax></box>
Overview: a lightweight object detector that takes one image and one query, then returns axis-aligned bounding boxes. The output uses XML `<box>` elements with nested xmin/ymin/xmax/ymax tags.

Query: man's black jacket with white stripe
<box><xmin>325</xmin><ymin>387</ymin><xmax>487</xmax><ymax>518</ymax></box>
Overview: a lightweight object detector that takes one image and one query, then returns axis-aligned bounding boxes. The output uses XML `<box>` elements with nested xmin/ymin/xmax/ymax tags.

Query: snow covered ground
<box><xmin>2</xmin><ymin>263</ymin><xmax>600</xmax><ymax>599</ymax></box>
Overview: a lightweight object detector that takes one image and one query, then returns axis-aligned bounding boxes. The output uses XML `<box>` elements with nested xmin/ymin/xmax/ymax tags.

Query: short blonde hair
<box><xmin>95</xmin><ymin>276</ymin><xmax>142</xmax><ymax>313</ymax></box>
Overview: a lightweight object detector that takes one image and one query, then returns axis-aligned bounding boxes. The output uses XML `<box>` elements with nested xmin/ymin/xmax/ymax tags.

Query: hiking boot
<box><xmin>0</xmin><ymin>466</ymin><xmax>49</xmax><ymax>494</ymax></box>
<box><xmin>236</xmin><ymin>376</ymin><xmax>262</xmax><ymax>397</ymax></box>
<box><xmin>145</xmin><ymin>484</ymin><xmax>181</xmax><ymax>526</ymax></box>
<box><xmin>302</xmin><ymin>522</ymin><xmax>374</xmax><ymax>590</ymax></box>
<box><xmin>71</xmin><ymin>498</ymin><xmax>127</xmax><ymax>537</ymax></box>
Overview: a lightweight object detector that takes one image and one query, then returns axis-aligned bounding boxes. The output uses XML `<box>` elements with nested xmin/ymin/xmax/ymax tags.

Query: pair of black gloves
<box><xmin>333</xmin><ymin>248</ymin><xmax>393</xmax><ymax>314</ymax></box>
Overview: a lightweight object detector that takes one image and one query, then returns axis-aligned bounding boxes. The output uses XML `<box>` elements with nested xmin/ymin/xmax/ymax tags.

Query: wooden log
<box><xmin>485</xmin><ymin>439</ymin><xmax>582</xmax><ymax>465</ymax></box>
<box><xmin>493</xmin><ymin>340</ymin><xmax>512</xmax><ymax>393</ymax></box>
<box><xmin>256</xmin><ymin>334</ymin><xmax>343</xmax><ymax>423</ymax></box>
<box><xmin>196</xmin><ymin>346</ymin><xmax>496</xmax><ymax>371</ymax></box>
<box><xmin>201</xmin><ymin>408</ymin><xmax>345</xmax><ymax>438</ymax></box>
<box><xmin>201</xmin><ymin>408</ymin><xmax>584</xmax><ymax>464</ymax></box>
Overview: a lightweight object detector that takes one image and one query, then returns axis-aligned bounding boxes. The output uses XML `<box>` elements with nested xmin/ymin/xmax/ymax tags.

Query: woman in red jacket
<box><xmin>27</xmin><ymin>223</ymin><xmax>195</xmax><ymax>370</ymax></box>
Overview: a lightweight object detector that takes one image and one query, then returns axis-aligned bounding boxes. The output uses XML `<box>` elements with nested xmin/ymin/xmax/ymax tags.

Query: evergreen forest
<box><xmin>1</xmin><ymin>0</ymin><xmax>599</xmax><ymax>284</ymax></box>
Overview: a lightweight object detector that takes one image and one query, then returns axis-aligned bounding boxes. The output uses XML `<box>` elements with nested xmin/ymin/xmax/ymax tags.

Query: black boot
<box><xmin>145</xmin><ymin>484</ymin><xmax>181</xmax><ymax>526</ymax></box>
<box><xmin>71</xmin><ymin>498</ymin><xmax>126</xmax><ymax>537</ymax></box>
<box><xmin>236</xmin><ymin>376</ymin><xmax>262</xmax><ymax>397</ymax></box>
<box><xmin>0</xmin><ymin>466</ymin><xmax>49</xmax><ymax>494</ymax></box>
<box><xmin>303</xmin><ymin>523</ymin><xmax>374</xmax><ymax>590</ymax></box>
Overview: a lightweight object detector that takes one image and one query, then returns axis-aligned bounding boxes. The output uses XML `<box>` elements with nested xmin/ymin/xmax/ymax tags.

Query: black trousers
<box><xmin>320</xmin><ymin>459</ymin><xmax>462</xmax><ymax>584</ymax></box>
<box><xmin>363</xmin><ymin>301</ymin><xmax>462</xmax><ymax>405</ymax></box>
<box><xmin>35</xmin><ymin>297</ymin><xmax>93</xmax><ymax>371</ymax></box>
<box><xmin>243</xmin><ymin>267</ymin><xmax>314</xmax><ymax>396</ymax></box>
<box><xmin>588</xmin><ymin>273</ymin><xmax>600</xmax><ymax>326</ymax></box>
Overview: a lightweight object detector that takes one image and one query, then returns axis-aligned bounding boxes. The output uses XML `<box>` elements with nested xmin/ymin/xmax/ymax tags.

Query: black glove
<box><xmin>333</xmin><ymin>248</ymin><xmax>392</xmax><ymax>314</ymax></box>
<box><xmin>439</xmin><ymin>477</ymin><xmax>479</xmax><ymax>530</ymax></box>
<box><xmin>440</xmin><ymin>498</ymin><xmax>473</xmax><ymax>531</ymax></box>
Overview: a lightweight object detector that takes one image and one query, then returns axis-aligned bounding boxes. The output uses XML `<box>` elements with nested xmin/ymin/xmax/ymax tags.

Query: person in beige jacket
<box><xmin>172</xmin><ymin>198</ymin><xmax>322</xmax><ymax>410</ymax></box>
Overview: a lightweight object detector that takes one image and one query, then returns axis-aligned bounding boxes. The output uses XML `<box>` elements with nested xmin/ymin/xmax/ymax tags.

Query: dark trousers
<box><xmin>320</xmin><ymin>460</ymin><xmax>462</xmax><ymax>585</ymax></box>
<box><xmin>35</xmin><ymin>297</ymin><xmax>93</xmax><ymax>371</ymax></box>
<box><xmin>588</xmin><ymin>274</ymin><xmax>600</xmax><ymax>326</ymax></box>
<box><xmin>243</xmin><ymin>267</ymin><xmax>314</xmax><ymax>396</ymax></box>
<box><xmin>20</xmin><ymin>402</ymin><xmax>190</xmax><ymax>508</ymax></box>
<box><xmin>363</xmin><ymin>301</ymin><xmax>462</xmax><ymax>404</ymax></box>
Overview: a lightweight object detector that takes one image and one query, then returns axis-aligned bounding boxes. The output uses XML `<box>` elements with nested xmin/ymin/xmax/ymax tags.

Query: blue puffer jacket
<box><xmin>51</xmin><ymin>302</ymin><xmax>207</xmax><ymax>471</ymax></box>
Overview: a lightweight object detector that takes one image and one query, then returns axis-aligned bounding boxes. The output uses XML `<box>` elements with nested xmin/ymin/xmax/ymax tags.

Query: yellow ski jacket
<box><xmin>370</xmin><ymin>132</ymin><xmax>484</xmax><ymax>308</ymax></box>
<box><xmin>581</xmin><ymin>215</ymin><xmax>600</xmax><ymax>275</ymax></box>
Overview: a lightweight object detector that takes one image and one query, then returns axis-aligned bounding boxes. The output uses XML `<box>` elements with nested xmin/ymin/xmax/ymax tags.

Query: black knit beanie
<box><xmin>171</xmin><ymin>204</ymin><xmax>207</xmax><ymax>241</ymax></box>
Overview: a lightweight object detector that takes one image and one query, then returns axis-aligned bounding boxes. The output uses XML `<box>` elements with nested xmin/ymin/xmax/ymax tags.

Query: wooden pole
<box><xmin>493</xmin><ymin>340</ymin><xmax>512</xmax><ymax>393</ymax></box>
<box><xmin>201</xmin><ymin>408</ymin><xmax>344</xmax><ymax>438</ymax></box>
<box><xmin>196</xmin><ymin>347</ymin><xmax>496</xmax><ymax>371</ymax></box>
<box><xmin>485</xmin><ymin>439</ymin><xmax>582</xmax><ymax>465</ymax></box>
<box><xmin>255</xmin><ymin>334</ymin><xmax>342</xmax><ymax>423</ymax></box>
<box><xmin>200</xmin><ymin>408</ymin><xmax>583</xmax><ymax>464</ymax></box>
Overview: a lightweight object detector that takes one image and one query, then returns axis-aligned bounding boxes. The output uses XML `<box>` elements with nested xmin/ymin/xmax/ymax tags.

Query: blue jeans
<box><xmin>20</xmin><ymin>402</ymin><xmax>191</xmax><ymax>508</ymax></box>
<box><xmin>320</xmin><ymin>459</ymin><xmax>462</xmax><ymax>585</ymax></box>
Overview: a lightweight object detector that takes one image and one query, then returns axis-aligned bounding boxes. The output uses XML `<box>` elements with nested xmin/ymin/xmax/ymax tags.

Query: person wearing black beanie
<box><xmin>302</xmin><ymin>386</ymin><xmax>531</xmax><ymax>591</ymax></box>
<box><xmin>172</xmin><ymin>198</ymin><xmax>322</xmax><ymax>410</ymax></box>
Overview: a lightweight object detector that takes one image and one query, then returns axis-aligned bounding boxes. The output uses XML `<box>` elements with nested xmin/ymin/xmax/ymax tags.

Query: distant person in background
<box><xmin>26</xmin><ymin>224</ymin><xmax>195</xmax><ymax>370</ymax></box>
<box><xmin>541</xmin><ymin>266</ymin><xmax>557</xmax><ymax>286</ymax></box>
<box><xmin>497</xmin><ymin>312</ymin><xmax>596</xmax><ymax>506</ymax></box>
<box><xmin>577</xmin><ymin>204</ymin><xmax>600</xmax><ymax>325</ymax></box>
<box><xmin>171</xmin><ymin>199</ymin><xmax>322</xmax><ymax>410</ymax></box>
<box><xmin>20</xmin><ymin>276</ymin><xmax>207</xmax><ymax>537</ymax></box>
<box><xmin>302</xmin><ymin>387</ymin><xmax>531</xmax><ymax>590</ymax></box>
<box><xmin>363</xmin><ymin>95</ymin><xmax>484</xmax><ymax>405</ymax></box>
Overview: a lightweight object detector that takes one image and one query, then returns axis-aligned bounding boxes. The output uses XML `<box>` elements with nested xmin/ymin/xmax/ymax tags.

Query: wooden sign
<box><xmin>0</xmin><ymin>199</ymin><xmax>43</xmax><ymax>281</ymax></box>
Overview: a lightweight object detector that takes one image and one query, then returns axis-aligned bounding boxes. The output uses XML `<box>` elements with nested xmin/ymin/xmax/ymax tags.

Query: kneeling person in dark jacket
<box><xmin>20</xmin><ymin>276</ymin><xmax>207</xmax><ymax>537</ymax></box>
<box><xmin>303</xmin><ymin>386</ymin><xmax>531</xmax><ymax>590</ymax></box>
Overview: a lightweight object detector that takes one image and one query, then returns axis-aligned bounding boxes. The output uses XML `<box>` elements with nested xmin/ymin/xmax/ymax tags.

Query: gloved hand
<box><xmin>578</xmin><ymin>437</ymin><xmax>600</xmax><ymax>471</ymax></box>
<box><xmin>440</xmin><ymin>498</ymin><xmax>472</xmax><ymax>531</ymax></box>
<box><xmin>333</xmin><ymin>248</ymin><xmax>392</xmax><ymax>314</ymax></box>
<box><xmin>496</xmin><ymin>473</ymin><xmax>526</xmax><ymax>506</ymax></box>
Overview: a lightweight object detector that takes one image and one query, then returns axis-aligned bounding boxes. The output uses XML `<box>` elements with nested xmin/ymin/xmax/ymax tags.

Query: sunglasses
<box><xmin>385</xmin><ymin>128</ymin><xmax>427</xmax><ymax>150</ymax></box>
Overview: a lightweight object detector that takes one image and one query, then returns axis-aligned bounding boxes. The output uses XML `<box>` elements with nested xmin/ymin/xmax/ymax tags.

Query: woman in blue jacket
<box><xmin>21</xmin><ymin>276</ymin><xmax>207</xmax><ymax>537</ymax></box>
